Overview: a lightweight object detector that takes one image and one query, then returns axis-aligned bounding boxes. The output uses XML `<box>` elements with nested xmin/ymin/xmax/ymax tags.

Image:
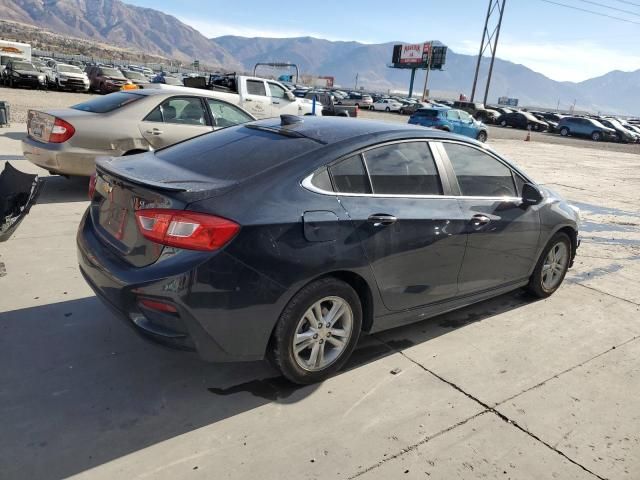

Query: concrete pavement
<box><xmin>0</xmin><ymin>123</ymin><xmax>638</xmax><ymax>479</ymax></box>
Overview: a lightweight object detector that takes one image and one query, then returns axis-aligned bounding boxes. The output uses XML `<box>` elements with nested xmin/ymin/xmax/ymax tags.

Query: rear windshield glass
<box><xmin>71</xmin><ymin>92</ymin><xmax>144</xmax><ymax>113</ymax></box>
<box><xmin>155</xmin><ymin>126</ymin><xmax>320</xmax><ymax>182</ymax></box>
<box><xmin>415</xmin><ymin>109</ymin><xmax>440</xmax><ymax>117</ymax></box>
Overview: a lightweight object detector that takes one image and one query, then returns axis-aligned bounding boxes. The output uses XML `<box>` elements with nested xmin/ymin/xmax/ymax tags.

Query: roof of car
<box><xmin>246</xmin><ymin>116</ymin><xmax>473</xmax><ymax>146</ymax></box>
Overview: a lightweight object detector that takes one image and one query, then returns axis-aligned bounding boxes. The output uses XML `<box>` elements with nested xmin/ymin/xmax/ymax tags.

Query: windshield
<box><xmin>58</xmin><ymin>65</ymin><xmax>82</xmax><ymax>74</ymax></box>
<box><xmin>101</xmin><ymin>68</ymin><xmax>125</xmax><ymax>78</ymax></box>
<box><xmin>12</xmin><ymin>62</ymin><xmax>34</xmax><ymax>70</ymax></box>
<box><xmin>71</xmin><ymin>92</ymin><xmax>144</xmax><ymax>113</ymax></box>
<box><xmin>123</xmin><ymin>71</ymin><xmax>146</xmax><ymax>81</ymax></box>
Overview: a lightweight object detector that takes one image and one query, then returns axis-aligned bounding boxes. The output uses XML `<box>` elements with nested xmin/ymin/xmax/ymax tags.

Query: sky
<box><xmin>125</xmin><ymin>0</ymin><xmax>640</xmax><ymax>82</ymax></box>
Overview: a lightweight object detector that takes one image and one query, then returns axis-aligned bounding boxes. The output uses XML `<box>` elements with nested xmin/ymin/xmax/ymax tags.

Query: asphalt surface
<box><xmin>1</xmin><ymin>112</ymin><xmax>639</xmax><ymax>478</ymax></box>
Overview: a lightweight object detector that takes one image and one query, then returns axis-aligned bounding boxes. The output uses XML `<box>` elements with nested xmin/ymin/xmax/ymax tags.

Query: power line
<box><xmin>577</xmin><ymin>0</ymin><xmax>640</xmax><ymax>16</ymax></box>
<box><xmin>538</xmin><ymin>0</ymin><xmax>640</xmax><ymax>25</ymax></box>
<box><xmin>613</xmin><ymin>0</ymin><xmax>640</xmax><ymax>8</ymax></box>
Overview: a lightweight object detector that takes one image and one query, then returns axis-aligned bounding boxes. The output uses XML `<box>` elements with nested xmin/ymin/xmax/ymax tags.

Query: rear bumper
<box><xmin>21</xmin><ymin>136</ymin><xmax>112</xmax><ymax>176</ymax></box>
<box><xmin>76</xmin><ymin>210</ymin><xmax>287</xmax><ymax>362</ymax></box>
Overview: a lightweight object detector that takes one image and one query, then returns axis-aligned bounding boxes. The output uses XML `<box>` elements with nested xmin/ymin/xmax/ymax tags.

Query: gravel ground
<box><xmin>360</xmin><ymin>108</ymin><xmax>640</xmax><ymax>155</ymax></box>
<box><xmin>0</xmin><ymin>85</ymin><xmax>97</xmax><ymax>123</ymax></box>
<box><xmin>1</xmin><ymin>85</ymin><xmax>638</xmax><ymax>155</ymax></box>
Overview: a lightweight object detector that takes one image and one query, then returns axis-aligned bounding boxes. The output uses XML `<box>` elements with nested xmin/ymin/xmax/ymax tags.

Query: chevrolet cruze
<box><xmin>77</xmin><ymin>116</ymin><xmax>580</xmax><ymax>384</ymax></box>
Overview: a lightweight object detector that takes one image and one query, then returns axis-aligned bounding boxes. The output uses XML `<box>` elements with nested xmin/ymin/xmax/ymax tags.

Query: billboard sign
<box><xmin>392</xmin><ymin>43</ymin><xmax>446</xmax><ymax>70</ymax></box>
<box><xmin>399</xmin><ymin>43</ymin><xmax>430</xmax><ymax>64</ymax></box>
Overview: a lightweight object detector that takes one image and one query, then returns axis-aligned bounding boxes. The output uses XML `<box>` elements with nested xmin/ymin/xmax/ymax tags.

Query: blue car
<box><xmin>409</xmin><ymin>107</ymin><xmax>489</xmax><ymax>142</ymax></box>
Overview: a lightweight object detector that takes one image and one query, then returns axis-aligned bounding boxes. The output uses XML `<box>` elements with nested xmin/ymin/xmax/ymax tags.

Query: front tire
<box><xmin>591</xmin><ymin>131</ymin><xmax>601</xmax><ymax>141</ymax></box>
<box><xmin>269</xmin><ymin>277</ymin><xmax>362</xmax><ymax>384</ymax></box>
<box><xmin>500</xmin><ymin>120</ymin><xmax>507</xmax><ymax>127</ymax></box>
<box><xmin>476</xmin><ymin>131</ymin><xmax>488</xmax><ymax>143</ymax></box>
<box><xmin>560</xmin><ymin>127</ymin><xmax>569</xmax><ymax>136</ymax></box>
<box><xmin>385</xmin><ymin>107</ymin><xmax>390</xmax><ymax>112</ymax></box>
<box><xmin>527</xmin><ymin>232</ymin><xmax>571</xmax><ymax>298</ymax></box>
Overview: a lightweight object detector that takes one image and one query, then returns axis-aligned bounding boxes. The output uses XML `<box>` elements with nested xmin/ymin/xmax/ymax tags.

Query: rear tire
<box><xmin>527</xmin><ymin>232</ymin><xmax>571</xmax><ymax>298</ymax></box>
<box><xmin>385</xmin><ymin>107</ymin><xmax>390</xmax><ymax>112</ymax></box>
<box><xmin>500</xmin><ymin>120</ymin><xmax>507</xmax><ymax>127</ymax></box>
<box><xmin>269</xmin><ymin>277</ymin><xmax>362</xmax><ymax>384</ymax></box>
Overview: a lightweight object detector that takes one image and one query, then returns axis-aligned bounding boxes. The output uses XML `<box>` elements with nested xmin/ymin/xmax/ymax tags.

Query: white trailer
<box><xmin>0</xmin><ymin>40</ymin><xmax>32</xmax><ymax>63</ymax></box>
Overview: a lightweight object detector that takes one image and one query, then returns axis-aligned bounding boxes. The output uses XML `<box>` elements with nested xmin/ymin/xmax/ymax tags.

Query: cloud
<box><xmin>451</xmin><ymin>39</ymin><xmax>640</xmax><ymax>82</ymax></box>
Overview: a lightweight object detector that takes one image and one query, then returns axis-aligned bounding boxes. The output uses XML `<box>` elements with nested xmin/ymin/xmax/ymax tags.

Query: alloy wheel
<box><xmin>292</xmin><ymin>296</ymin><xmax>353</xmax><ymax>372</ymax></box>
<box><xmin>541</xmin><ymin>242</ymin><xmax>569</xmax><ymax>290</ymax></box>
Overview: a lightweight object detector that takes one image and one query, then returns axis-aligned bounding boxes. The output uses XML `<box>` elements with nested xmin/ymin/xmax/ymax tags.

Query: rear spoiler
<box><xmin>95</xmin><ymin>156</ymin><xmax>236</xmax><ymax>193</ymax></box>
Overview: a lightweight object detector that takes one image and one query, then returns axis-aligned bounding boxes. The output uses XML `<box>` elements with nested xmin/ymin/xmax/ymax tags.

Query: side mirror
<box><xmin>285</xmin><ymin>91</ymin><xmax>295</xmax><ymax>101</ymax></box>
<box><xmin>522</xmin><ymin>183</ymin><xmax>543</xmax><ymax>206</ymax></box>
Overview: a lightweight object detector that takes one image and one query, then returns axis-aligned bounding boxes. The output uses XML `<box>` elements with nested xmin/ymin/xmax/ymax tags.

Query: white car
<box><xmin>371</xmin><ymin>98</ymin><xmax>403</xmax><ymax>112</ymax></box>
<box><xmin>51</xmin><ymin>63</ymin><xmax>90</xmax><ymax>92</ymax></box>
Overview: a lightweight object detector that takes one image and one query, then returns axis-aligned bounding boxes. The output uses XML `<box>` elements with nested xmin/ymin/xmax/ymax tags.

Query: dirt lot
<box><xmin>0</xmin><ymin>97</ymin><xmax>639</xmax><ymax>479</ymax></box>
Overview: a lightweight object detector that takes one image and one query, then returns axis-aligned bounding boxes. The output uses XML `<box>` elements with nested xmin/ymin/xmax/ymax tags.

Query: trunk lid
<box><xmin>91</xmin><ymin>154</ymin><xmax>236</xmax><ymax>267</ymax></box>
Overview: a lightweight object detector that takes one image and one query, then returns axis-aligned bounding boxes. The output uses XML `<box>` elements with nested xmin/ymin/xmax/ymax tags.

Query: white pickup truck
<box><xmin>150</xmin><ymin>74</ymin><xmax>317</xmax><ymax>119</ymax></box>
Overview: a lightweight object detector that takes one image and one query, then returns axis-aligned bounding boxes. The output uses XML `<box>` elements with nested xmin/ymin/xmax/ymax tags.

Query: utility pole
<box><xmin>421</xmin><ymin>41</ymin><xmax>434</xmax><ymax>101</ymax></box>
<box><xmin>470</xmin><ymin>0</ymin><xmax>507</xmax><ymax>104</ymax></box>
<box><xmin>354</xmin><ymin>73</ymin><xmax>359</xmax><ymax>90</ymax></box>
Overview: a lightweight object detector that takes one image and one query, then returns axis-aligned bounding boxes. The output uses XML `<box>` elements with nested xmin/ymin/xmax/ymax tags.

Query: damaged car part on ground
<box><xmin>0</xmin><ymin>162</ymin><xmax>41</xmax><ymax>241</ymax></box>
<box><xmin>77</xmin><ymin>116</ymin><xmax>580</xmax><ymax>384</ymax></box>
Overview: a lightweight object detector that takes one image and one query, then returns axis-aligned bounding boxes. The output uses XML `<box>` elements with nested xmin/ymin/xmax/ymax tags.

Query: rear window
<box><xmin>71</xmin><ymin>92</ymin><xmax>144</xmax><ymax>113</ymax></box>
<box><xmin>154</xmin><ymin>126</ymin><xmax>321</xmax><ymax>182</ymax></box>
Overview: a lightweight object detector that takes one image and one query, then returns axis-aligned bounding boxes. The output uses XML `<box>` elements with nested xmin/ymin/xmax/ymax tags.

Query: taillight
<box><xmin>134</xmin><ymin>209</ymin><xmax>239</xmax><ymax>251</ymax></box>
<box><xmin>138</xmin><ymin>297</ymin><xmax>178</xmax><ymax>314</ymax></box>
<box><xmin>49</xmin><ymin>118</ymin><xmax>75</xmax><ymax>143</ymax></box>
<box><xmin>88</xmin><ymin>173</ymin><xmax>97</xmax><ymax>199</ymax></box>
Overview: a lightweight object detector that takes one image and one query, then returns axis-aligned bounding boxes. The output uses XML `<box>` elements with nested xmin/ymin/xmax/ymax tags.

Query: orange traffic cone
<box><xmin>524</xmin><ymin>130</ymin><xmax>531</xmax><ymax>142</ymax></box>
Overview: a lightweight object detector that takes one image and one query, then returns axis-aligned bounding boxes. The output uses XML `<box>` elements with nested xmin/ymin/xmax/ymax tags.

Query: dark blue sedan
<box><xmin>78</xmin><ymin>116</ymin><xmax>579</xmax><ymax>384</ymax></box>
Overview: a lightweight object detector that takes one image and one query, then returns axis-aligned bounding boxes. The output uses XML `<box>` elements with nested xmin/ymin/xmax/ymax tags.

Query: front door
<box><xmin>267</xmin><ymin>81</ymin><xmax>297</xmax><ymax>116</ymax></box>
<box><xmin>330</xmin><ymin>141</ymin><xmax>468</xmax><ymax>312</ymax></box>
<box><xmin>446</xmin><ymin>109</ymin><xmax>462</xmax><ymax>134</ymax></box>
<box><xmin>457</xmin><ymin>110</ymin><xmax>476</xmax><ymax>137</ymax></box>
<box><xmin>440</xmin><ymin>141</ymin><xmax>542</xmax><ymax>293</ymax></box>
<box><xmin>139</xmin><ymin>96</ymin><xmax>213</xmax><ymax>149</ymax></box>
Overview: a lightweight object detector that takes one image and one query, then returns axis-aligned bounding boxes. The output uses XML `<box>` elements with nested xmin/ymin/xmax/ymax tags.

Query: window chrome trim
<box><xmin>301</xmin><ymin>173</ymin><xmax>522</xmax><ymax>202</ymax></box>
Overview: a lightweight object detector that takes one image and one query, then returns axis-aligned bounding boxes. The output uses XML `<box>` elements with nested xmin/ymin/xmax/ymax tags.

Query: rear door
<box><xmin>331</xmin><ymin>141</ymin><xmax>467</xmax><ymax>313</ymax></box>
<box><xmin>140</xmin><ymin>96</ymin><xmax>213</xmax><ymax>148</ymax></box>
<box><xmin>241</xmin><ymin>78</ymin><xmax>271</xmax><ymax>118</ymax></box>
<box><xmin>204</xmin><ymin>98</ymin><xmax>254</xmax><ymax>129</ymax></box>
<box><xmin>439</xmin><ymin>141</ymin><xmax>541</xmax><ymax>293</ymax></box>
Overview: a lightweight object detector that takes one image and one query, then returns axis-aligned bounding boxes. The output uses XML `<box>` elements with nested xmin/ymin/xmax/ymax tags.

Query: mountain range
<box><xmin>1</xmin><ymin>0</ymin><xmax>639</xmax><ymax>114</ymax></box>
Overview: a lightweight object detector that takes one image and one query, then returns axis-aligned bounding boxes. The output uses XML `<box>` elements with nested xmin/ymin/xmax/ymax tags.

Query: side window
<box><xmin>363</xmin><ymin>142</ymin><xmax>442</xmax><ymax>195</ymax></box>
<box><xmin>443</xmin><ymin>143</ymin><xmax>516</xmax><ymax>197</ymax></box>
<box><xmin>145</xmin><ymin>97</ymin><xmax>208</xmax><ymax>126</ymax></box>
<box><xmin>246</xmin><ymin>80</ymin><xmax>267</xmax><ymax>96</ymax></box>
<box><xmin>446</xmin><ymin>110</ymin><xmax>460</xmax><ymax>120</ymax></box>
<box><xmin>206</xmin><ymin>99</ymin><xmax>253</xmax><ymax>128</ymax></box>
<box><xmin>329</xmin><ymin>155</ymin><xmax>371</xmax><ymax>194</ymax></box>
<box><xmin>513</xmin><ymin>172</ymin><xmax>527</xmax><ymax>195</ymax></box>
<box><xmin>310</xmin><ymin>168</ymin><xmax>333</xmax><ymax>191</ymax></box>
<box><xmin>268</xmin><ymin>82</ymin><xmax>287</xmax><ymax>99</ymax></box>
<box><xmin>459</xmin><ymin>111</ymin><xmax>472</xmax><ymax>122</ymax></box>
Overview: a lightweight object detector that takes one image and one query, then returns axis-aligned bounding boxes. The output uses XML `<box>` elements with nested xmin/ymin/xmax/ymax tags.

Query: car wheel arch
<box><xmin>267</xmin><ymin>270</ymin><xmax>376</xmax><ymax>350</ymax></box>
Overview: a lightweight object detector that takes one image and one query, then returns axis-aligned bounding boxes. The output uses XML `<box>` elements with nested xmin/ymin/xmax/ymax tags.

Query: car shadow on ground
<box><xmin>0</xmin><ymin>131</ymin><xmax>26</xmax><ymax>141</ymax></box>
<box><xmin>36</xmin><ymin>175</ymin><xmax>89</xmax><ymax>204</ymax></box>
<box><xmin>0</xmin><ymin>289</ymin><xmax>534</xmax><ymax>479</ymax></box>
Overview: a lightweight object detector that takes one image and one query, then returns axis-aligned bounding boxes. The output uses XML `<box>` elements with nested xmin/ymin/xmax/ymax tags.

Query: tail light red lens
<box><xmin>134</xmin><ymin>209</ymin><xmax>240</xmax><ymax>251</ymax></box>
<box><xmin>49</xmin><ymin>118</ymin><xmax>75</xmax><ymax>143</ymax></box>
<box><xmin>138</xmin><ymin>297</ymin><xmax>178</xmax><ymax>314</ymax></box>
<box><xmin>88</xmin><ymin>173</ymin><xmax>97</xmax><ymax>199</ymax></box>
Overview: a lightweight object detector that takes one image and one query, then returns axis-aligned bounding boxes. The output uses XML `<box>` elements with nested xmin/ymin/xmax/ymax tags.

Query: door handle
<box><xmin>368</xmin><ymin>214</ymin><xmax>397</xmax><ymax>227</ymax></box>
<box><xmin>146</xmin><ymin>128</ymin><xmax>163</xmax><ymax>135</ymax></box>
<box><xmin>245</xmin><ymin>98</ymin><xmax>253</xmax><ymax>102</ymax></box>
<box><xmin>273</xmin><ymin>101</ymin><xmax>280</xmax><ymax>105</ymax></box>
<box><xmin>470</xmin><ymin>214</ymin><xmax>491</xmax><ymax>229</ymax></box>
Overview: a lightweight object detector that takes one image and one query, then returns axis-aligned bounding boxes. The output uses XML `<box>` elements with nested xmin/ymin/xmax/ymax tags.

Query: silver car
<box><xmin>22</xmin><ymin>89</ymin><xmax>256</xmax><ymax>176</ymax></box>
